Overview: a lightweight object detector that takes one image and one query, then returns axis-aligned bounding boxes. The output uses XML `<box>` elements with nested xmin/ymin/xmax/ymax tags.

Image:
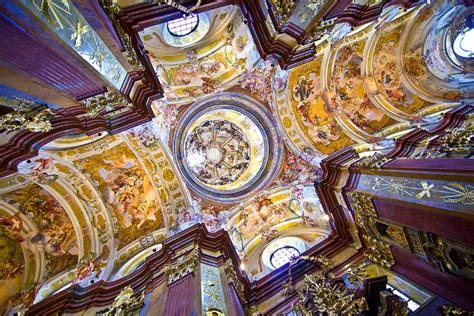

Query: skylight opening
<box><xmin>167</xmin><ymin>14</ymin><xmax>199</xmax><ymax>37</ymax></box>
<box><xmin>270</xmin><ymin>246</ymin><xmax>300</xmax><ymax>269</ymax></box>
<box><xmin>453</xmin><ymin>27</ymin><xmax>474</xmax><ymax>58</ymax></box>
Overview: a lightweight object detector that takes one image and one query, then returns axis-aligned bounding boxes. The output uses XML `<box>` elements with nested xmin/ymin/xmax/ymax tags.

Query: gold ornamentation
<box><xmin>379</xmin><ymin>290</ymin><xmax>409</xmax><ymax>316</ymax></box>
<box><xmin>163</xmin><ymin>246</ymin><xmax>200</xmax><ymax>283</ymax></box>
<box><xmin>362</xmin><ymin>176</ymin><xmax>474</xmax><ymax>205</ymax></box>
<box><xmin>439</xmin><ymin>304</ymin><xmax>474</xmax><ymax>316</ymax></box>
<box><xmin>100</xmin><ymin>1</ymin><xmax>144</xmax><ymax>71</ymax></box>
<box><xmin>71</xmin><ymin>19</ymin><xmax>89</xmax><ymax>48</ymax></box>
<box><xmin>386</xmin><ymin>224</ymin><xmax>410</xmax><ymax>249</ymax></box>
<box><xmin>364</xmin><ymin>235</ymin><xmax>395</xmax><ymax>268</ymax></box>
<box><xmin>81</xmin><ymin>91</ymin><xmax>130</xmax><ymax>117</ymax></box>
<box><xmin>159</xmin><ymin>0</ymin><xmax>201</xmax><ymax>14</ymax></box>
<box><xmin>346</xmin><ymin>262</ymin><xmax>369</xmax><ymax>287</ymax></box>
<box><xmin>269</xmin><ymin>0</ymin><xmax>296</xmax><ymax>26</ymax></box>
<box><xmin>424</xmin><ymin>234</ymin><xmax>474</xmax><ymax>279</ymax></box>
<box><xmin>298</xmin><ymin>0</ymin><xmax>325</xmax><ymax>23</ymax></box>
<box><xmin>285</xmin><ymin>256</ymin><xmax>368</xmax><ymax>315</ymax></box>
<box><xmin>0</xmin><ymin>96</ymin><xmax>54</xmax><ymax>132</ymax></box>
<box><xmin>224</xmin><ymin>260</ymin><xmax>246</xmax><ymax>303</ymax></box>
<box><xmin>418</xmin><ymin>124</ymin><xmax>473</xmax><ymax>159</ymax></box>
<box><xmin>357</xmin><ymin>152</ymin><xmax>391</xmax><ymax>168</ymax></box>
<box><xmin>441</xmin><ymin>183</ymin><xmax>474</xmax><ymax>205</ymax></box>
<box><xmin>32</xmin><ymin>0</ymin><xmax>71</xmax><ymax>29</ymax></box>
<box><xmin>347</xmin><ymin>191</ymin><xmax>377</xmax><ymax>228</ymax></box>
<box><xmin>101</xmin><ymin>286</ymin><xmax>145</xmax><ymax>316</ymax></box>
<box><xmin>347</xmin><ymin>192</ymin><xmax>395</xmax><ymax>267</ymax></box>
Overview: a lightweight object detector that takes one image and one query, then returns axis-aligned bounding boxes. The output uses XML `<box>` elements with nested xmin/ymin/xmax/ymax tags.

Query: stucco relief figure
<box><xmin>240</xmin><ymin>60</ymin><xmax>276</xmax><ymax>104</ymax></box>
<box><xmin>170</xmin><ymin>60</ymin><xmax>222</xmax><ymax>85</ymax></box>
<box><xmin>201</xmin><ymin>204</ymin><xmax>228</xmax><ymax>233</ymax></box>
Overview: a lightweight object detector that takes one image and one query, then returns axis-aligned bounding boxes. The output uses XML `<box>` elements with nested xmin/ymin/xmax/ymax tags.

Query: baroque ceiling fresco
<box><xmin>0</xmin><ymin>0</ymin><xmax>473</xmax><ymax>314</ymax></box>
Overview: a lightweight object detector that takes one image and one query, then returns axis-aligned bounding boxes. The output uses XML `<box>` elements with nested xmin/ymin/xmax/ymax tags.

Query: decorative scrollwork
<box><xmin>347</xmin><ymin>191</ymin><xmax>377</xmax><ymax>228</ymax></box>
<box><xmin>100</xmin><ymin>1</ymin><xmax>144</xmax><ymax>71</ymax></box>
<box><xmin>0</xmin><ymin>96</ymin><xmax>54</xmax><ymax>133</ymax></box>
<box><xmin>346</xmin><ymin>261</ymin><xmax>369</xmax><ymax>287</ymax></box>
<box><xmin>364</xmin><ymin>235</ymin><xmax>395</xmax><ymax>269</ymax></box>
<box><xmin>99</xmin><ymin>286</ymin><xmax>145</xmax><ymax>316</ymax></box>
<box><xmin>356</xmin><ymin>152</ymin><xmax>391</xmax><ymax>169</ymax></box>
<box><xmin>347</xmin><ymin>192</ymin><xmax>395</xmax><ymax>268</ymax></box>
<box><xmin>224</xmin><ymin>259</ymin><xmax>246</xmax><ymax>303</ymax></box>
<box><xmin>268</xmin><ymin>0</ymin><xmax>296</xmax><ymax>26</ymax></box>
<box><xmin>418</xmin><ymin>124</ymin><xmax>473</xmax><ymax>159</ymax></box>
<box><xmin>423</xmin><ymin>234</ymin><xmax>474</xmax><ymax>279</ymax></box>
<box><xmin>284</xmin><ymin>255</ymin><xmax>369</xmax><ymax>315</ymax></box>
<box><xmin>163</xmin><ymin>246</ymin><xmax>200</xmax><ymax>284</ymax></box>
<box><xmin>438</xmin><ymin>304</ymin><xmax>474</xmax><ymax>316</ymax></box>
<box><xmin>379</xmin><ymin>290</ymin><xmax>409</xmax><ymax>316</ymax></box>
<box><xmin>81</xmin><ymin>91</ymin><xmax>130</xmax><ymax>117</ymax></box>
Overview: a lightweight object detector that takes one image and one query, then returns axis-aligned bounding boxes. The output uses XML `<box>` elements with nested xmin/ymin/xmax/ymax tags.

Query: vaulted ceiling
<box><xmin>0</xmin><ymin>0</ymin><xmax>472</xmax><ymax>313</ymax></box>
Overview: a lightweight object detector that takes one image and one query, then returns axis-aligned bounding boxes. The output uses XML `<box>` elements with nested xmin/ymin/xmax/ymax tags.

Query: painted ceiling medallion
<box><xmin>185</xmin><ymin>120</ymin><xmax>251</xmax><ymax>186</ymax></box>
<box><xmin>173</xmin><ymin>92</ymin><xmax>283</xmax><ymax>203</ymax></box>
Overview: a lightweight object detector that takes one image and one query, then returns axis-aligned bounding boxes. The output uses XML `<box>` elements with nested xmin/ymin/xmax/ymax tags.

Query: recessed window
<box><xmin>270</xmin><ymin>246</ymin><xmax>300</xmax><ymax>269</ymax></box>
<box><xmin>453</xmin><ymin>27</ymin><xmax>474</xmax><ymax>58</ymax></box>
<box><xmin>387</xmin><ymin>284</ymin><xmax>421</xmax><ymax>312</ymax></box>
<box><xmin>167</xmin><ymin>14</ymin><xmax>199</xmax><ymax>37</ymax></box>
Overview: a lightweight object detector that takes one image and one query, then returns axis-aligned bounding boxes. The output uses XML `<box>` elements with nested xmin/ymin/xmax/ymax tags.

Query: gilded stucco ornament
<box><xmin>298</xmin><ymin>0</ymin><xmax>325</xmax><ymax>23</ymax></box>
<box><xmin>224</xmin><ymin>259</ymin><xmax>246</xmax><ymax>303</ymax></box>
<box><xmin>100</xmin><ymin>1</ymin><xmax>144</xmax><ymax>71</ymax></box>
<box><xmin>283</xmin><ymin>255</ymin><xmax>369</xmax><ymax>315</ymax></box>
<box><xmin>155</xmin><ymin>0</ymin><xmax>201</xmax><ymax>14</ymax></box>
<box><xmin>356</xmin><ymin>152</ymin><xmax>391</xmax><ymax>168</ymax></box>
<box><xmin>348</xmin><ymin>191</ymin><xmax>395</xmax><ymax>268</ymax></box>
<box><xmin>269</xmin><ymin>0</ymin><xmax>296</xmax><ymax>26</ymax></box>
<box><xmin>364</xmin><ymin>235</ymin><xmax>395</xmax><ymax>269</ymax></box>
<box><xmin>101</xmin><ymin>286</ymin><xmax>145</xmax><ymax>316</ymax></box>
<box><xmin>418</xmin><ymin>124</ymin><xmax>473</xmax><ymax>159</ymax></box>
<box><xmin>163</xmin><ymin>246</ymin><xmax>200</xmax><ymax>283</ymax></box>
<box><xmin>379</xmin><ymin>290</ymin><xmax>409</xmax><ymax>316</ymax></box>
<box><xmin>81</xmin><ymin>91</ymin><xmax>131</xmax><ymax>117</ymax></box>
<box><xmin>438</xmin><ymin>304</ymin><xmax>474</xmax><ymax>316</ymax></box>
<box><xmin>0</xmin><ymin>96</ymin><xmax>54</xmax><ymax>133</ymax></box>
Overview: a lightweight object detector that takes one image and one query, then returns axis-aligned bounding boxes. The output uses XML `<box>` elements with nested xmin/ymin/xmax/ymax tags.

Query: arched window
<box><xmin>167</xmin><ymin>14</ymin><xmax>199</xmax><ymax>37</ymax></box>
<box><xmin>453</xmin><ymin>27</ymin><xmax>474</xmax><ymax>58</ymax></box>
<box><xmin>270</xmin><ymin>246</ymin><xmax>300</xmax><ymax>269</ymax></box>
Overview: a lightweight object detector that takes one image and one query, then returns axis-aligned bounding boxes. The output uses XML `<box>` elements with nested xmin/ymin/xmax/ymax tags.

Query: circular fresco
<box><xmin>185</xmin><ymin>120</ymin><xmax>251</xmax><ymax>186</ymax></box>
<box><xmin>173</xmin><ymin>92</ymin><xmax>283</xmax><ymax>203</ymax></box>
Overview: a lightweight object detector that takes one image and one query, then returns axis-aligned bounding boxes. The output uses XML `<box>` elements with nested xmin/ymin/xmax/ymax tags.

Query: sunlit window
<box><xmin>167</xmin><ymin>14</ymin><xmax>199</xmax><ymax>37</ymax></box>
<box><xmin>453</xmin><ymin>27</ymin><xmax>474</xmax><ymax>58</ymax></box>
<box><xmin>387</xmin><ymin>284</ymin><xmax>421</xmax><ymax>312</ymax></box>
<box><xmin>270</xmin><ymin>246</ymin><xmax>300</xmax><ymax>269</ymax></box>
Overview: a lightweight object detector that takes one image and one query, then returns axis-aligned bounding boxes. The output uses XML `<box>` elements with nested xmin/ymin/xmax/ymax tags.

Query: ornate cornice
<box><xmin>0</xmin><ymin>97</ymin><xmax>54</xmax><ymax>133</ymax></box>
<box><xmin>0</xmin><ymin>72</ymin><xmax>159</xmax><ymax>177</ymax></box>
<box><xmin>26</xmin><ymin>224</ymin><xmax>243</xmax><ymax>315</ymax></box>
<box><xmin>163</xmin><ymin>246</ymin><xmax>200</xmax><ymax>284</ymax></box>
